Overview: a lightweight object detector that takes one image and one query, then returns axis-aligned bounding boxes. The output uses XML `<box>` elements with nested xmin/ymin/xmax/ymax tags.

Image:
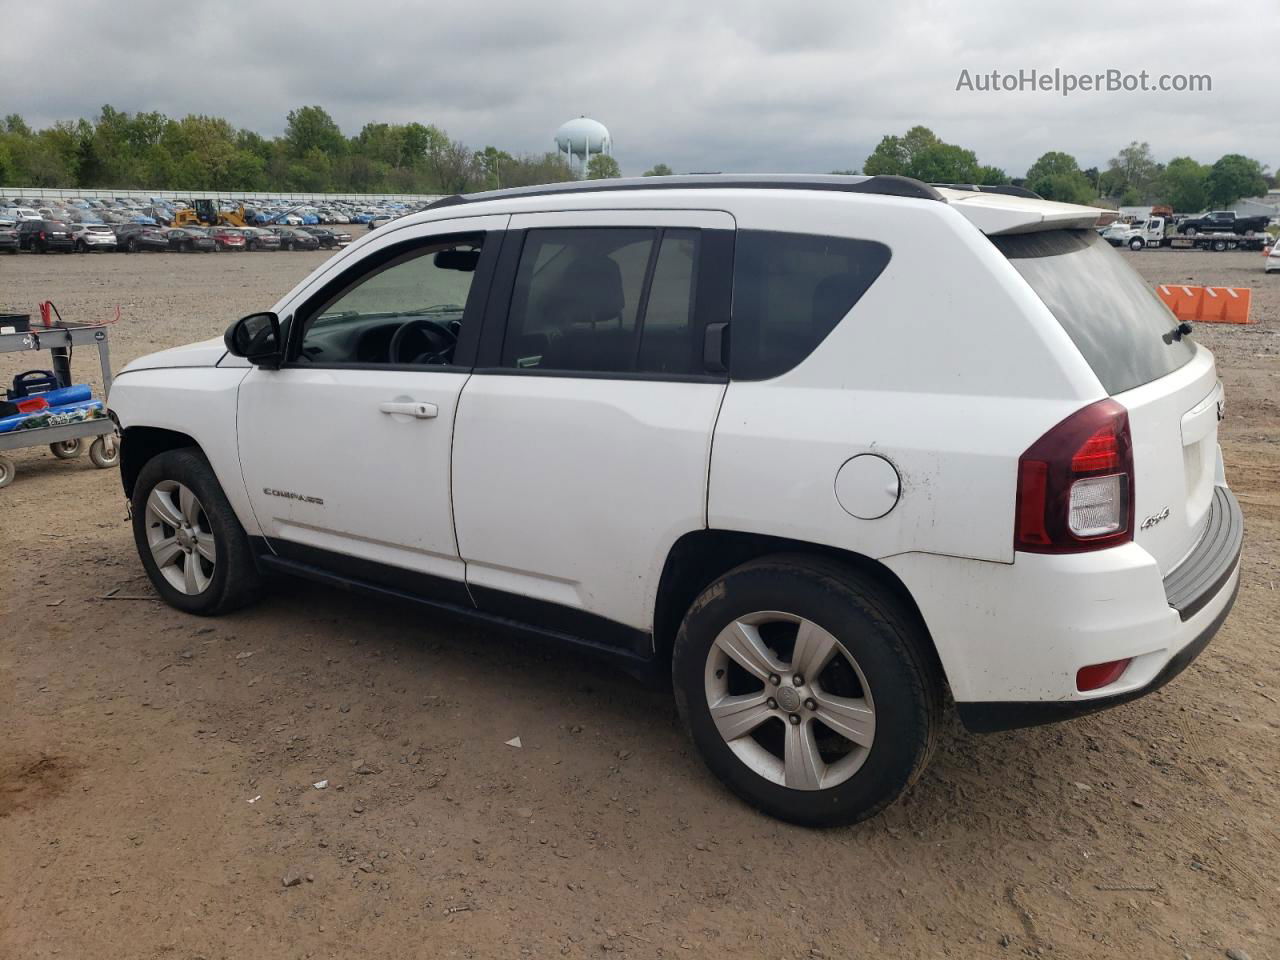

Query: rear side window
<box><xmin>993</xmin><ymin>230</ymin><xmax>1193</xmax><ymax>394</ymax></box>
<box><xmin>730</xmin><ymin>230</ymin><xmax>891</xmax><ymax>380</ymax></box>
<box><xmin>502</xmin><ymin>227</ymin><xmax>702</xmax><ymax>376</ymax></box>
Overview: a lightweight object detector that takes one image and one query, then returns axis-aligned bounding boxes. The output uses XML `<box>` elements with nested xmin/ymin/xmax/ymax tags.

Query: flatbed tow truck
<box><xmin>1104</xmin><ymin>216</ymin><xmax>1273</xmax><ymax>252</ymax></box>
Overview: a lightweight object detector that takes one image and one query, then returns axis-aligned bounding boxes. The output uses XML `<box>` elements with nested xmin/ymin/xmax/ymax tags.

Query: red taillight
<box><xmin>39</xmin><ymin>230</ymin><xmax>46</xmax><ymax>240</ymax></box>
<box><xmin>1070</xmin><ymin>425</ymin><xmax>1121</xmax><ymax>472</ymax></box>
<box><xmin>1076</xmin><ymin>658</ymin><xmax>1131</xmax><ymax>692</ymax></box>
<box><xmin>1014</xmin><ymin>399</ymin><xmax>1134</xmax><ymax>554</ymax></box>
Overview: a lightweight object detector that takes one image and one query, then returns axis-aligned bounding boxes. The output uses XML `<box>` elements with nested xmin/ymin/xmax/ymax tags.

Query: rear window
<box><xmin>731</xmin><ymin>230</ymin><xmax>891</xmax><ymax>380</ymax></box>
<box><xmin>992</xmin><ymin>229</ymin><xmax>1193</xmax><ymax>394</ymax></box>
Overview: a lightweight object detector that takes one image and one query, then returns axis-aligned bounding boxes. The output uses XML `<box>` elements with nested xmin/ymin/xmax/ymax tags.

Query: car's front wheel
<box><xmin>673</xmin><ymin>555</ymin><xmax>940</xmax><ymax>827</ymax></box>
<box><xmin>131</xmin><ymin>448</ymin><xmax>262</xmax><ymax>615</ymax></box>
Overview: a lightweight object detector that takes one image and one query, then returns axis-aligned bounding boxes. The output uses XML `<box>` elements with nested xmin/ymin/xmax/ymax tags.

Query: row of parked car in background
<box><xmin>0</xmin><ymin>220</ymin><xmax>354</xmax><ymax>255</ymax></box>
<box><xmin>0</xmin><ymin>194</ymin><xmax>424</xmax><ymax>229</ymax></box>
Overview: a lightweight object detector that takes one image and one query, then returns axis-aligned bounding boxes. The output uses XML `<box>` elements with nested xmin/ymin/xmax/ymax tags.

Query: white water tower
<box><xmin>555</xmin><ymin>117</ymin><xmax>611</xmax><ymax>178</ymax></box>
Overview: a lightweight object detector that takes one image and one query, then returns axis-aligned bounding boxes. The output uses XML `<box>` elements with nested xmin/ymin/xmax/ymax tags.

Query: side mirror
<box><xmin>224</xmin><ymin>312</ymin><xmax>282</xmax><ymax>368</ymax></box>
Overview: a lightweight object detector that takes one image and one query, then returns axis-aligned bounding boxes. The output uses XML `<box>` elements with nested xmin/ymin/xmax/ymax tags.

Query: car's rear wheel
<box><xmin>673</xmin><ymin>555</ymin><xmax>940</xmax><ymax>826</ymax></box>
<box><xmin>131</xmin><ymin>448</ymin><xmax>262</xmax><ymax>615</ymax></box>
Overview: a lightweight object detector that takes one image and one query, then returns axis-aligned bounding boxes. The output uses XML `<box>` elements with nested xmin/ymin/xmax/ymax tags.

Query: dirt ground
<box><xmin>1</xmin><ymin>245</ymin><xmax>1277</xmax><ymax>960</ymax></box>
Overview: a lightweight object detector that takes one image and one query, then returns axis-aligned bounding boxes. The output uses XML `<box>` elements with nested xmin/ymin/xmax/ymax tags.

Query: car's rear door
<box><xmin>451</xmin><ymin>209</ymin><xmax>735</xmax><ymax>648</ymax></box>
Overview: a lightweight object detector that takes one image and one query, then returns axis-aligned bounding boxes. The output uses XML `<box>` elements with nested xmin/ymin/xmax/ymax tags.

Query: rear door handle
<box><xmin>379</xmin><ymin>401</ymin><xmax>438</xmax><ymax>419</ymax></box>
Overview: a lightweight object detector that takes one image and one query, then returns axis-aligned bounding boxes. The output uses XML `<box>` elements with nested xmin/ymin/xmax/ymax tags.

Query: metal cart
<box><xmin>0</xmin><ymin>318</ymin><xmax>118</xmax><ymax>488</ymax></box>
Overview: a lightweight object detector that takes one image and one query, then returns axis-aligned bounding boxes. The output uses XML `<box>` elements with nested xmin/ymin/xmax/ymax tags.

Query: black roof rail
<box><xmin>932</xmin><ymin>183</ymin><xmax>1045</xmax><ymax>200</ymax></box>
<box><xmin>424</xmin><ymin>194</ymin><xmax>467</xmax><ymax>210</ymax></box>
<box><xmin>425</xmin><ymin>174</ymin><xmax>944</xmax><ymax>208</ymax></box>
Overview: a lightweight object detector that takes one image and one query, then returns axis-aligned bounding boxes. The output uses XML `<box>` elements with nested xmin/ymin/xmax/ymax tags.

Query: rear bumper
<box><xmin>956</xmin><ymin>572</ymin><xmax>1238</xmax><ymax>732</ymax></box>
<box><xmin>884</xmin><ymin>484</ymin><xmax>1243</xmax><ymax>730</ymax></box>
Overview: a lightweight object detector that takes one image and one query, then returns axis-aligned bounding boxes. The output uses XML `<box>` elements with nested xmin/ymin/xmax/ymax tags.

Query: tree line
<box><xmin>0</xmin><ymin>107</ymin><xmax>1272</xmax><ymax>210</ymax></box>
<box><xmin>0</xmin><ymin>104</ymin><xmax>597</xmax><ymax>194</ymax></box>
<box><xmin>856</xmin><ymin>125</ymin><xmax>1272</xmax><ymax>210</ymax></box>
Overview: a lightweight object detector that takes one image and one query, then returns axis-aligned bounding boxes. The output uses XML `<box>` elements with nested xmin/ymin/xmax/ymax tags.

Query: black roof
<box><xmin>426</xmin><ymin>174</ymin><xmax>945</xmax><ymax>211</ymax></box>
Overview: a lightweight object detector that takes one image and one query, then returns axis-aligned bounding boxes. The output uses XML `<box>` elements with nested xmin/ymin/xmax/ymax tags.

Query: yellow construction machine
<box><xmin>172</xmin><ymin>199</ymin><xmax>250</xmax><ymax>228</ymax></box>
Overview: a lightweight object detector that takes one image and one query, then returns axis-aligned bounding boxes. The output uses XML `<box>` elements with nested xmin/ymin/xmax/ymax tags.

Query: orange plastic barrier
<box><xmin>1155</xmin><ymin>284</ymin><xmax>1199</xmax><ymax>319</ymax></box>
<box><xmin>1155</xmin><ymin>284</ymin><xmax>1253</xmax><ymax>324</ymax></box>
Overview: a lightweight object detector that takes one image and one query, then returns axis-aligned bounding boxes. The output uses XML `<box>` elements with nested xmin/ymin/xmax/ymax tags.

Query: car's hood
<box><xmin>121</xmin><ymin>336</ymin><xmax>227</xmax><ymax>373</ymax></box>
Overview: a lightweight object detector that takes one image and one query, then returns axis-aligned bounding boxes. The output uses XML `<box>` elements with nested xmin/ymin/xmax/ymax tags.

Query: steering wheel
<box><xmin>387</xmin><ymin>317</ymin><xmax>458</xmax><ymax>365</ymax></box>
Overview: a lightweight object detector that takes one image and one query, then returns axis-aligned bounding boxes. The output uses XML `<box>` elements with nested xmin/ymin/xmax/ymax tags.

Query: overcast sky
<box><xmin>4</xmin><ymin>0</ymin><xmax>1277</xmax><ymax>178</ymax></box>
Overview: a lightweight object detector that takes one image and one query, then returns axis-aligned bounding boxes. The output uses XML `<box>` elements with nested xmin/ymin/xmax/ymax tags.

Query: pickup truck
<box><xmin>1176</xmin><ymin>211</ymin><xmax>1271</xmax><ymax>236</ymax></box>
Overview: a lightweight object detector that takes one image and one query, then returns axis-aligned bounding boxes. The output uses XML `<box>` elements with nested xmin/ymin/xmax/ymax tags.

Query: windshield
<box><xmin>992</xmin><ymin>229</ymin><xmax>1194</xmax><ymax>394</ymax></box>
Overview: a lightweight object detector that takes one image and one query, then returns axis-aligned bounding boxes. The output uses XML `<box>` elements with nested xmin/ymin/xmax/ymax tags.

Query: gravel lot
<box><xmin>1</xmin><ymin>246</ymin><xmax>1277</xmax><ymax>959</ymax></box>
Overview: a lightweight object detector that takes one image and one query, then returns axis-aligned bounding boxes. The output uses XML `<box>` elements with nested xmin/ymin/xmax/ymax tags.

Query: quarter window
<box><xmin>730</xmin><ymin>230</ymin><xmax>892</xmax><ymax>380</ymax></box>
<box><xmin>501</xmin><ymin>227</ymin><xmax>702</xmax><ymax>376</ymax></box>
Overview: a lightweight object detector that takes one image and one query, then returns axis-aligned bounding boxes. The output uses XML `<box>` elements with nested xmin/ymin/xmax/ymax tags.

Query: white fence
<box><xmin>0</xmin><ymin>187</ymin><xmax>444</xmax><ymax>204</ymax></box>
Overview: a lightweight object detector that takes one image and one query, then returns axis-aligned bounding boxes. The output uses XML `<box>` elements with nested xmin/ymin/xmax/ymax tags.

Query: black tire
<box><xmin>126</xmin><ymin>237</ymin><xmax>137</xmax><ymax>253</ymax></box>
<box><xmin>672</xmin><ymin>554</ymin><xmax>941</xmax><ymax>827</ymax></box>
<box><xmin>1212</xmin><ymin>239</ymin><xmax>1227</xmax><ymax>252</ymax></box>
<box><xmin>1183</xmin><ymin>226</ymin><xmax>1197</xmax><ymax>236</ymax></box>
<box><xmin>131</xmin><ymin>448</ymin><xmax>262</xmax><ymax>616</ymax></box>
<box><xmin>1129</xmin><ymin>238</ymin><xmax>1144</xmax><ymax>250</ymax></box>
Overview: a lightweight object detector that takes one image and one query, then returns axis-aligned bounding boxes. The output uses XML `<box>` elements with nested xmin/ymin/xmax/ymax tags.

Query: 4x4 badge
<box><xmin>1140</xmin><ymin>506</ymin><xmax>1170</xmax><ymax>530</ymax></box>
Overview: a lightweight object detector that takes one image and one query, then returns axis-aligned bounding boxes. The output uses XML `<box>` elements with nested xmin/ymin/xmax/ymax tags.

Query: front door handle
<box><xmin>379</xmin><ymin>401</ymin><xmax>438</xmax><ymax>419</ymax></box>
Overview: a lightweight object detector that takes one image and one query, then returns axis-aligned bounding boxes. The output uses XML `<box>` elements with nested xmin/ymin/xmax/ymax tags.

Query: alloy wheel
<box><xmin>144</xmin><ymin>480</ymin><xmax>217</xmax><ymax>595</ymax></box>
<box><xmin>703</xmin><ymin>611</ymin><xmax>876</xmax><ymax>791</ymax></box>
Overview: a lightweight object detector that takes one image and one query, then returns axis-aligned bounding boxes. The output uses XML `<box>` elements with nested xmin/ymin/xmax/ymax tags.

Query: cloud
<box><xmin>3</xmin><ymin>0</ymin><xmax>1273</xmax><ymax>177</ymax></box>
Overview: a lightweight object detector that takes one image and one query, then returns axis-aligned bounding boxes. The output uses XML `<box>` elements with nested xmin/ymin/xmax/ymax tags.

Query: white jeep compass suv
<box><xmin>108</xmin><ymin>175</ymin><xmax>1242</xmax><ymax>826</ymax></box>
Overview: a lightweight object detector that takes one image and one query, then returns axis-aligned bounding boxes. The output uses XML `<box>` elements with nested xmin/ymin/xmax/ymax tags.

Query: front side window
<box><xmin>730</xmin><ymin>230</ymin><xmax>892</xmax><ymax>380</ymax></box>
<box><xmin>501</xmin><ymin>227</ymin><xmax>702</xmax><ymax>376</ymax></box>
<box><xmin>296</xmin><ymin>235</ymin><xmax>483</xmax><ymax>366</ymax></box>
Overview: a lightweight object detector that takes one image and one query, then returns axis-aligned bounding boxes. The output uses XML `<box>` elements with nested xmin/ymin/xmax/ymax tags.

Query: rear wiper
<box><xmin>1162</xmin><ymin>321</ymin><xmax>1193</xmax><ymax>344</ymax></box>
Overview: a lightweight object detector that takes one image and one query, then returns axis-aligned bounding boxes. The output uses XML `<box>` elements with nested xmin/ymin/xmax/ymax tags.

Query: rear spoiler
<box><xmin>937</xmin><ymin>187</ymin><xmax>1104</xmax><ymax>236</ymax></box>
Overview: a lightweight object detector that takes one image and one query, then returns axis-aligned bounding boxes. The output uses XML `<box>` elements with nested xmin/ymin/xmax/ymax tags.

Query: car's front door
<box><xmin>237</xmin><ymin>215</ymin><xmax>506</xmax><ymax>596</ymax></box>
<box><xmin>452</xmin><ymin>209</ymin><xmax>735</xmax><ymax>648</ymax></box>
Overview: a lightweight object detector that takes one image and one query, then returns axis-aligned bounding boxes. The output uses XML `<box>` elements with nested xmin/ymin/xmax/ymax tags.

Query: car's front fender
<box><xmin>109</xmin><ymin>366</ymin><xmax>259</xmax><ymax>535</ymax></box>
